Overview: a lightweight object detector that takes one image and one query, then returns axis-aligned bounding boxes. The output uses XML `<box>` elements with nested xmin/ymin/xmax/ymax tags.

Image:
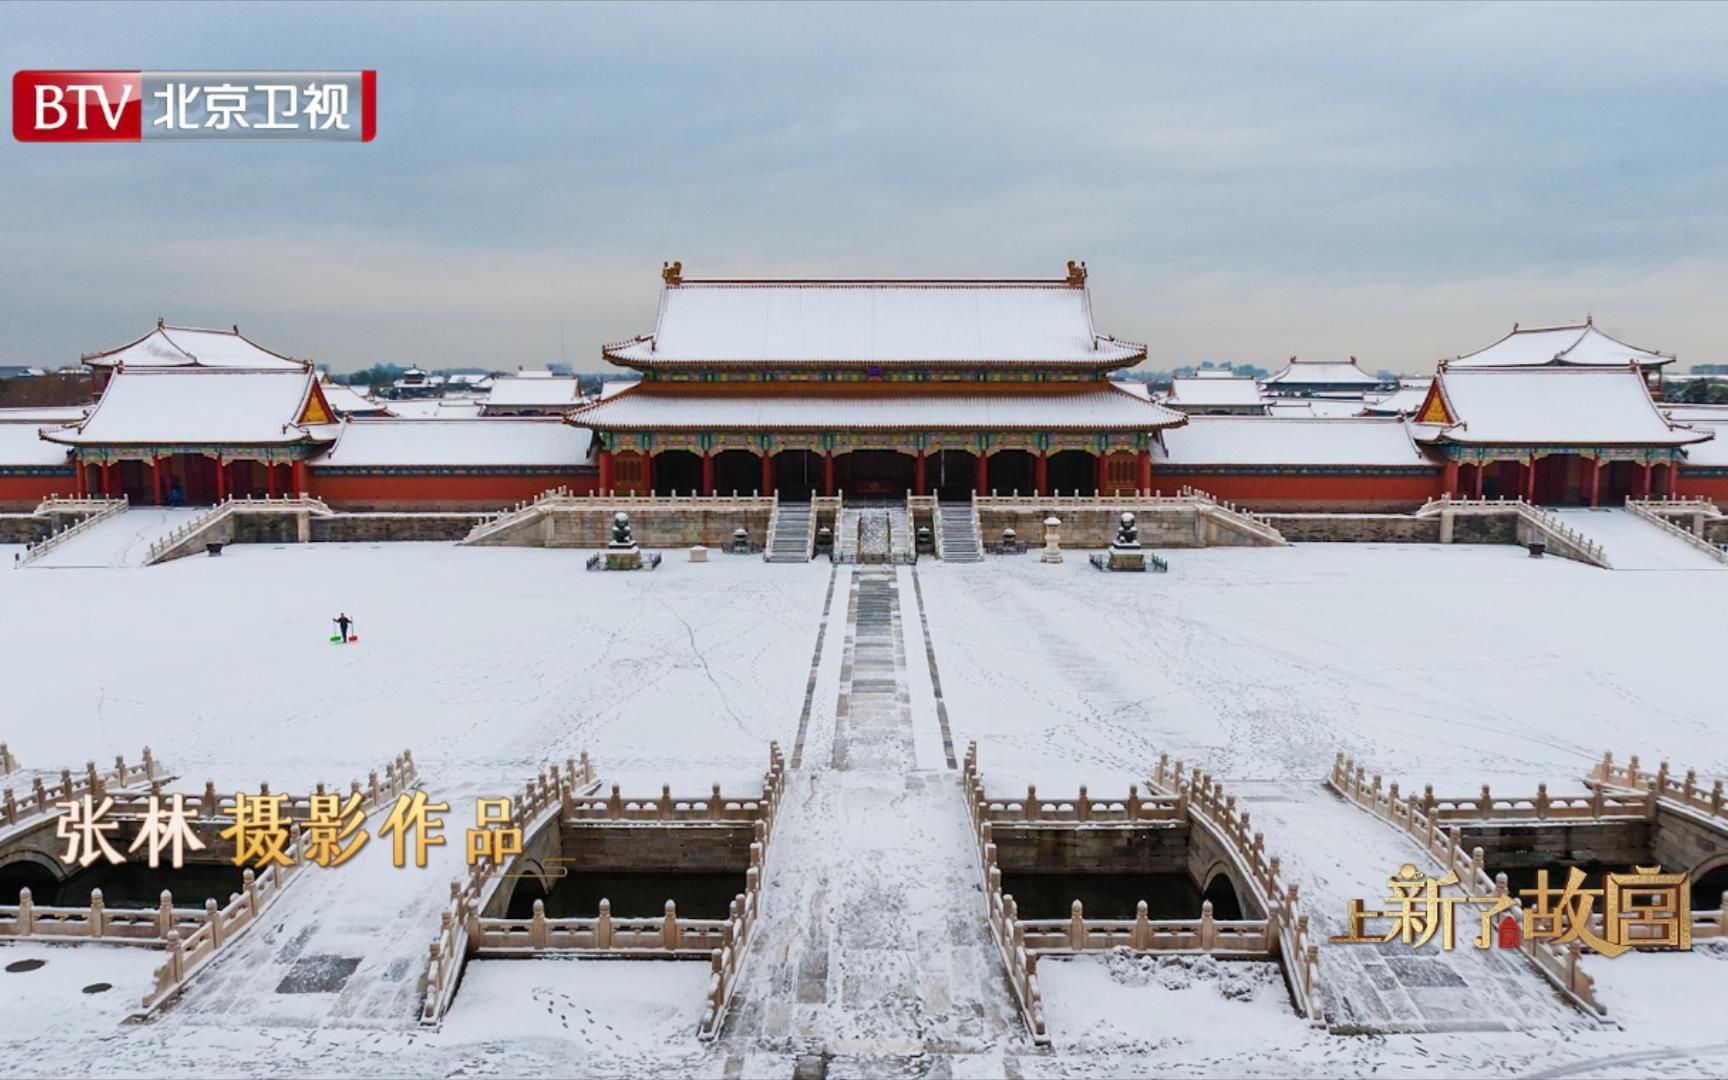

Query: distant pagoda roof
<box><xmin>1262</xmin><ymin>356</ymin><xmax>1384</xmax><ymax>388</ymax></box>
<box><xmin>569</xmin><ymin>383</ymin><xmax>1183</xmax><ymax>433</ymax></box>
<box><xmin>82</xmin><ymin>321</ymin><xmax>309</xmax><ymax>371</ymax></box>
<box><xmin>1448</xmin><ymin>320</ymin><xmax>1674</xmax><ymax>369</ymax></box>
<box><xmin>602</xmin><ymin>261</ymin><xmax>1145</xmax><ymax>371</ymax></box>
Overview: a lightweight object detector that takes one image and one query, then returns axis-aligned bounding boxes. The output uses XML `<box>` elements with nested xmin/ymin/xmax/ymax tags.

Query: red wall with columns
<box><xmin>309</xmin><ymin>470</ymin><xmax>596</xmax><ymax>511</ymax></box>
<box><xmin>1677</xmin><ymin>470</ymin><xmax>1728</xmax><ymax>509</ymax></box>
<box><xmin>1150</xmin><ymin>469</ymin><xmax>1444</xmax><ymax>511</ymax></box>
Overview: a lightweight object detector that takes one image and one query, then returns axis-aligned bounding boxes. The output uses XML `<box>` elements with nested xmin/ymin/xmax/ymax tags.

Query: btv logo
<box><xmin>14</xmin><ymin>71</ymin><xmax>142</xmax><ymax>141</ymax></box>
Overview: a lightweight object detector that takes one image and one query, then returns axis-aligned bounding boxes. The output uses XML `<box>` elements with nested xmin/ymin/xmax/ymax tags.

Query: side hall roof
<box><xmin>1262</xmin><ymin>357</ymin><xmax>1384</xmax><ymax>387</ymax></box>
<box><xmin>1154</xmin><ymin>416</ymin><xmax>1434</xmax><ymax>467</ymax></box>
<box><xmin>82</xmin><ymin>321</ymin><xmax>309</xmax><ymax>371</ymax></box>
<box><xmin>1448</xmin><ymin>321</ymin><xmax>1673</xmax><ymax>369</ymax></box>
<box><xmin>314</xmin><ymin>418</ymin><xmax>592</xmax><ymax>467</ymax></box>
<box><xmin>43</xmin><ymin>367</ymin><xmax>336</xmax><ymax>446</ymax></box>
<box><xmin>1417</xmin><ymin>365</ymin><xmax>1709</xmax><ymax>447</ymax></box>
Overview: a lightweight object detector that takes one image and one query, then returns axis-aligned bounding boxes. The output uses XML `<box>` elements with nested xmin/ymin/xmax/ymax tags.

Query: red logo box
<box><xmin>14</xmin><ymin>70</ymin><xmax>143</xmax><ymax>141</ymax></box>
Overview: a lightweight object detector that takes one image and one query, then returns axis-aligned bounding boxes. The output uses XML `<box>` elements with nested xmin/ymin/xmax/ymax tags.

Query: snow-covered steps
<box><xmin>1549</xmin><ymin>508</ymin><xmax>1728</xmax><ymax>571</ymax></box>
<box><xmin>936</xmin><ymin>501</ymin><xmax>982</xmax><ymax>562</ymax></box>
<box><xmin>22</xmin><ymin>506</ymin><xmax>201</xmax><ymax>569</ymax></box>
<box><xmin>767</xmin><ymin>501</ymin><xmax>816</xmax><ymax>563</ymax></box>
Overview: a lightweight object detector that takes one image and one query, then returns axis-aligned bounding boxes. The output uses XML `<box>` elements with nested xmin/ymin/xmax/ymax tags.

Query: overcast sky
<box><xmin>3</xmin><ymin>1</ymin><xmax>1726</xmax><ymax>373</ymax></box>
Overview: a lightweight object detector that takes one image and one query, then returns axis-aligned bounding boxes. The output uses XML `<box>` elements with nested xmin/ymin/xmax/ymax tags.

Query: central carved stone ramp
<box><xmin>24</xmin><ymin>507</ymin><xmax>204</xmax><ymax>569</ymax></box>
<box><xmin>722</xmin><ymin>569</ymin><xmax>1018</xmax><ymax>1073</ymax></box>
<box><xmin>1234</xmin><ymin>780</ymin><xmax>1592</xmax><ymax>1035</ymax></box>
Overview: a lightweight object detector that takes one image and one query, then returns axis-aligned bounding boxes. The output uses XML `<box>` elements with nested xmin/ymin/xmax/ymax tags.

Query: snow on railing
<box><xmin>15</xmin><ymin>494</ymin><xmax>128</xmax><ymax>567</ymax></box>
<box><xmin>136</xmin><ymin>748</ymin><xmax>418</xmax><ymax>1015</ymax></box>
<box><xmin>143</xmin><ymin>493</ymin><xmax>329</xmax><ymax>565</ymax></box>
<box><xmin>465</xmin><ymin>487</ymin><xmax>779</xmax><ymax>545</ymax></box>
<box><xmin>1624</xmin><ymin>498</ymin><xmax>1728</xmax><ymax>565</ymax></box>
<box><xmin>1147</xmin><ymin>753</ymin><xmax>1324</xmax><ymax>1024</ymax></box>
<box><xmin>1328</xmin><ymin>753</ymin><xmax>1607</xmax><ymax>1018</ymax></box>
<box><xmin>1</xmin><ymin>748</ymin><xmax>160</xmax><ymax>830</ymax></box>
<box><xmin>1016</xmin><ymin>899</ymin><xmax>1274</xmax><ymax>957</ymax></box>
<box><xmin>1419</xmin><ymin>495</ymin><xmax>1609</xmax><ymax>566</ymax></box>
<box><xmin>1589</xmin><ymin>752</ymin><xmax>1727</xmax><ymax>825</ymax></box>
<box><xmin>0</xmin><ymin>887</ymin><xmax>212</xmax><ymax>945</ymax></box>
<box><xmin>417</xmin><ymin>744</ymin><xmax>784</xmax><ymax>1033</ymax></box>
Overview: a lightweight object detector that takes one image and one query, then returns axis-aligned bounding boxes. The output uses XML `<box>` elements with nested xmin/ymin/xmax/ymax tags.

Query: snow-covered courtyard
<box><xmin>1</xmin><ymin>538</ymin><xmax>1725</xmax><ymax>1077</ymax></box>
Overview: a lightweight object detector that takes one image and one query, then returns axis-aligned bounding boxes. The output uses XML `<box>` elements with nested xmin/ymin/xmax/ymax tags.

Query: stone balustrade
<box><xmin>144</xmin><ymin>493</ymin><xmax>332</xmax><ymax>565</ymax></box>
<box><xmin>1327</xmin><ymin>752</ymin><xmax>1606</xmax><ymax>1017</ymax></box>
<box><xmin>1017</xmin><ymin>897</ymin><xmax>1273</xmax><ymax>957</ymax></box>
<box><xmin>141</xmin><ymin>858</ymin><xmax>300</xmax><ymax>1014</ymax></box>
<box><xmin>1589</xmin><ymin>752</ymin><xmax>1727</xmax><ymax>823</ymax></box>
<box><xmin>0</xmin><ymin>887</ymin><xmax>208</xmax><ymax>944</ymax></box>
<box><xmin>1</xmin><ymin>747</ymin><xmax>161</xmax><ymax>829</ymax></box>
<box><xmin>1624</xmin><ymin>499</ymin><xmax>1728</xmax><ymax>564</ymax></box>
<box><xmin>0</xmin><ymin>743</ymin><xmax>15</xmax><ymax>776</ymax></box>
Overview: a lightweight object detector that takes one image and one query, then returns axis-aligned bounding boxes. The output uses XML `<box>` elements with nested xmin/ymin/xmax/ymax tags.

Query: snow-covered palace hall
<box><xmin>1</xmin><ymin>264</ymin><xmax>1725</xmax><ymax>1078</ymax></box>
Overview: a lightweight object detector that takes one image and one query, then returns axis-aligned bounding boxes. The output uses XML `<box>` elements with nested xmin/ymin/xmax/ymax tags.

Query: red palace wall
<box><xmin>0</xmin><ymin>471</ymin><xmax>76</xmax><ymax>511</ymax></box>
<box><xmin>1150</xmin><ymin>468</ymin><xmax>1444</xmax><ymax>512</ymax></box>
<box><xmin>1677</xmin><ymin>469</ymin><xmax>1728</xmax><ymax>509</ymax></box>
<box><xmin>309</xmin><ymin>469</ymin><xmax>597</xmax><ymax>511</ymax></box>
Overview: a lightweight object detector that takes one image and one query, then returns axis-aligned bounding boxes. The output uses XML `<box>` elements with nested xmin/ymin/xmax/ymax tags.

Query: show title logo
<box><xmin>13</xmin><ymin>70</ymin><xmax>376</xmax><ymax>142</ymax></box>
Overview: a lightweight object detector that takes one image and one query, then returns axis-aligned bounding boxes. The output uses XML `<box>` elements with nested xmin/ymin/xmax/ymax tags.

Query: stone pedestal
<box><xmin>689</xmin><ymin>544</ymin><xmax>708</xmax><ymax>563</ymax></box>
<box><xmin>1107</xmin><ymin>544</ymin><xmax>1148</xmax><ymax>571</ymax></box>
<box><xmin>1041</xmin><ymin>515</ymin><xmax>1063</xmax><ymax>564</ymax></box>
<box><xmin>605</xmin><ymin>545</ymin><xmax>642</xmax><ymax>571</ymax></box>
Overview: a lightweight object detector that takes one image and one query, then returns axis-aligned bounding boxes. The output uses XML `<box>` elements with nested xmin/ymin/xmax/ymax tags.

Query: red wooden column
<box><xmin>1589</xmin><ymin>458</ymin><xmax>1602</xmax><ymax>507</ymax></box>
<box><xmin>598</xmin><ymin>450</ymin><xmax>613</xmax><ymax>494</ymax></box>
<box><xmin>760</xmin><ymin>452</ymin><xmax>774</xmax><ymax>497</ymax></box>
<box><xmin>75</xmin><ymin>457</ymin><xmax>88</xmax><ymax>497</ymax></box>
<box><xmin>1137</xmin><ymin>449</ymin><xmax>1152</xmax><ymax>496</ymax></box>
<box><xmin>642</xmin><ymin>452</ymin><xmax>655</xmax><ymax>496</ymax></box>
<box><xmin>1473</xmin><ymin>462</ymin><xmax>1485</xmax><ymax>498</ymax></box>
<box><xmin>701</xmin><ymin>453</ymin><xmax>715</xmax><ymax>497</ymax></box>
<box><xmin>1035</xmin><ymin>452</ymin><xmax>1049</xmax><ymax>496</ymax></box>
<box><xmin>151</xmin><ymin>457</ymin><xmax>164</xmax><ymax>505</ymax></box>
<box><xmin>100</xmin><ymin>461</ymin><xmax>113</xmax><ymax>497</ymax></box>
<box><xmin>292</xmin><ymin>459</ymin><xmax>308</xmax><ymax>497</ymax></box>
<box><xmin>826</xmin><ymin>452</ymin><xmax>838</xmax><ymax>497</ymax></box>
<box><xmin>1094</xmin><ymin>453</ymin><xmax>1109</xmax><ymax>496</ymax></box>
<box><xmin>1442</xmin><ymin>459</ymin><xmax>1459</xmax><ymax>498</ymax></box>
<box><xmin>215</xmin><ymin>458</ymin><xmax>227</xmax><ymax>501</ymax></box>
<box><xmin>1523</xmin><ymin>458</ymin><xmax>1537</xmax><ymax>502</ymax></box>
<box><xmin>974</xmin><ymin>452</ymin><xmax>989</xmax><ymax>496</ymax></box>
<box><xmin>1637</xmin><ymin>462</ymin><xmax>1652</xmax><ymax>499</ymax></box>
<box><xmin>912</xmin><ymin>451</ymin><xmax>926</xmax><ymax>496</ymax></box>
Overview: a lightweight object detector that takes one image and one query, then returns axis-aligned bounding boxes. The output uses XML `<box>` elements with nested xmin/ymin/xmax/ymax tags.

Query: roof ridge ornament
<box><xmin>1065</xmin><ymin>260</ymin><xmax>1087</xmax><ymax>286</ymax></box>
<box><xmin>662</xmin><ymin>261</ymin><xmax>683</xmax><ymax>286</ymax></box>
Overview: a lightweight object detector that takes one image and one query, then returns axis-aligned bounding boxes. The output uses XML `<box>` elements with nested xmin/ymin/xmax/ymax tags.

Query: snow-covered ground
<box><xmin>1</xmin><ymin>539</ymin><xmax>1725</xmax><ymax>1077</ymax></box>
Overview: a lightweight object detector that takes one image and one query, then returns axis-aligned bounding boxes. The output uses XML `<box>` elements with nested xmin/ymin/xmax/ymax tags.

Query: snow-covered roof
<box><xmin>44</xmin><ymin>368</ymin><xmax>336</xmax><ymax>446</ymax></box>
<box><xmin>1155</xmin><ymin>417</ymin><xmax>1434</xmax><ymax>467</ymax></box>
<box><xmin>1262</xmin><ymin>357</ymin><xmax>1383</xmax><ymax>387</ymax></box>
<box><xmin>0</xmin><ymin>405</ymin><xmax>91</xmax><ymax>423</ymax></box>
<box><xmin>318</xmin><ymin>381</ymin><xmax>389</xmax><ymax>416</ymax></box>
<box><xmin>604</xmin><ymin>274</ymin><xmax>1144</xmax><ymax>369</ymax></box>
<box><xmin>1165</xmin><ymin>376</ymin><xmax>1268</xmax><ymax>407</ymax></box>
<box><xmin>1661</xmin><ymin>403</ymin><xmax>1728</xmax><ymax>424</ymax></box>
<box><xmin>0</xmin><ymin>423</ymin><xmax>75</xmax><ymax>466</ymax></box>
<box><xmin>1361</xmin><ymin>380</ymin><xmax>1434</xmax><ymax>416</ymax></box>
<box><xmin>82</xmin><ymin>322</ymin><xmax>307</xmax><ymax>370</ymax></box>
<box><xmin>483</xmin><ymin>376</ymin><xmax>583</xmax><ymax>409</ymax></box>
<box><xmin>1268</xmin><ymin>399</ymin><xmax>1369</xmax><ymax>418</ymax></box>
<box><xmin>571</xmin><ymin>385</ymin><xmax>1184</xmax><ymax>432</ymax></box>
<box><xmin>1421</xmin><ymin>366</ymin><xmax>1708</xmax><ymax>446</ymax></box>
<box><xmin>386</xmin><ymin>399</ymin><xmax>484</xmax><ymax>420</ymax></box>
<box><xmin>314</xmin><ymin>418</ymin><xmax>592</xmax><ymax>468</ymax></box>
<box><xmin>1680</xmin><ymin>432</ymin><xmax>1728</xmax><ymax>466</ymax></box>
<box><xmin>1110</xmin><ymin>380</ymin><xmax>1154</xmax><ymax>400</ymax></box>
<box><xmin>1449</xmin><ymin>322</ymin><xmax>1673</xmax><ymax>369</ymax></box>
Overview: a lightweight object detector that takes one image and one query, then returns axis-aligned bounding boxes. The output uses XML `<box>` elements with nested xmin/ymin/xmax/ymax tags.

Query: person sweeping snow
<box><xmin>332</xmin><ymin>613</ymin><xmax>355</xmax><ymax>643</ymax></box>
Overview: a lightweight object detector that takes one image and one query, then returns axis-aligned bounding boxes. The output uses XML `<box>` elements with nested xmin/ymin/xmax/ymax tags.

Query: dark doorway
<box><xmin>1201</xmin><ymin>873</ymin><xmax>1245</xmax><ymax>920</ymax></box>
<box><xmin>1000</xmin><ymin>872</ymin><xmax>1204</xmax><ymax>920</ymax></box>
<box><xmin>837</xmin><ymin>451</ymin><xmax>914</xmax><ymax>500</ymax></box>
<box><xmin>652</xmin><ymin>450</ymin><xmax>703</xmax><ymax>496</ymax></box>
<box><xmin>929</xmin><ymin>450</ymin><xmax>977</xmax><ymax>501</ymax></box>
<box><xmin>774</xmin><ymin>450</ymin><xmax>823</xmax><ymax>501</ymax></box>
<box><xmin>711</xmin><ymin>450</ymin><xmax>762</xmax><ymax>496</ymax></box>
<box><xmin>987</xmin><ymin>450</ymin><xmax>1037</xmax><ymax>497</ymax></box>
<box><xmin>1047</xmin><ymin>450</ymin><xmax>1098</xmax><ymax>496</ymax></box>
